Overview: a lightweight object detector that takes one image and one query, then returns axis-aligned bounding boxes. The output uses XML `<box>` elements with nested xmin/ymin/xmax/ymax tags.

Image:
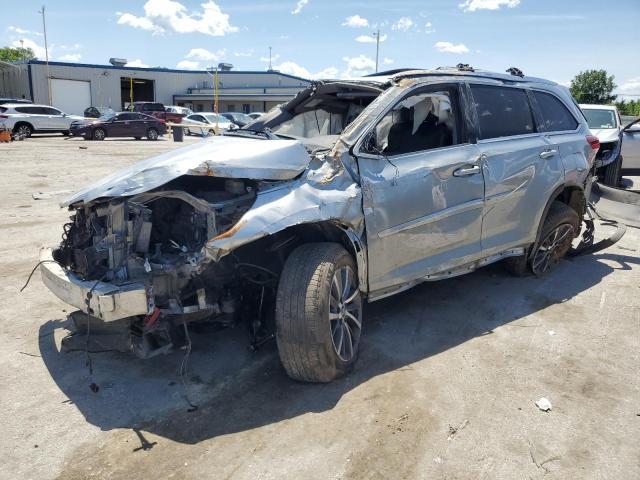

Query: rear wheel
<box><xmin>14</xmin><ymin>123</ymin><xmax>32</xmax><ymax>137</ymax></box>
<box><xmin>276</xmin><ymin>243</ymin><xmax>363</xmax><ymax>382</ymax></box>
<box><xmin>147</xmin><ymin>128</ymin><xmax>159</xmax><ymax>141</ymax></box>
<box><xmin>505</xmin><ymin>201</ymin><xmax>579</xmax><ymax>276</ymax></box>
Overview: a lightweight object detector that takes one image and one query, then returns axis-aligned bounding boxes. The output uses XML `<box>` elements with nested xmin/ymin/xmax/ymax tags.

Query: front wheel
<box><xmin>92</xmin><ymin>128</ymin><xmax>106</xmax><ymax>141</ymax></box>
<box><xmin>276</xmin><ymin>243</ymin><xmax>363</xmax><ymax>382</ymax></box>
<box><xmin>147</xmin><ymin>128</ymin><xmax>159</xmax><ymax>141</ymax></box>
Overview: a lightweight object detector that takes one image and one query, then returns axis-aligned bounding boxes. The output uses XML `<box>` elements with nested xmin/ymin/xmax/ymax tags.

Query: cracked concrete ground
<box><xmin>1</xmin><ymin>135</ymin><xmax>638</xmax><ymax>480</ymax></box>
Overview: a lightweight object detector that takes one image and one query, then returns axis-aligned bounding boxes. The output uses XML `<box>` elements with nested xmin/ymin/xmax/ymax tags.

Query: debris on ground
<box><xmin>548</xmin><ymin>330</ymin><xmax>556</xmax><ymax>336</ymax></box>
<box><xmin>448</xmin><ymin>418</ymin><xmax>469</xmax><ymax>441</ymax></box>
<box><xmin>32</xmin><ymin>189</ymin><xmax>73</xmax><ymax>200</ymax></box>
<box><xmin>535</xmin><ymin>397</ymin><xmax>552</xmax><ymax>412</ymax></box>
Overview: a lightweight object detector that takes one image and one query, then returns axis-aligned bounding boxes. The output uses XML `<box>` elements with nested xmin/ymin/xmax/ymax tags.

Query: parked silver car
<box><xmin>621</xmin><ymin>117</ymin><xmax>640</xmax><ymax>175</ymax></box>
<box><xmin>184</xmin><ymin>112</ymin><xmax>234</xmax><ymax>135</ymax></box>
<box><xmin>580</xmin><ymin>104</ymin><xmax>623</xmax><ymax>185</ymax></box>
<box><xmin>0</xmin><ymin>103</ymin><xmax>83</xmax><ymax>136</ymax></box>
<box><xmin>40</xmin><ymin>67</ymin><xmax>598</xmax><ymax>382</ymax></box>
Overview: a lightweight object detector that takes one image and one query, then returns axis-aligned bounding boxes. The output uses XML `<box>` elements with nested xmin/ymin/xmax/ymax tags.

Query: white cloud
<box><xmin>233</xmin><ymin>50</ymin><xmax>253</xmax><ymax>57</ymax></box>
<box><xmin>273</xmin><ymin>62</ymin><xmax>338</xmax><ymax>79</ymax></box>
<box><xmin>58</xmin><ymin>53</ymin><xmax>82</xmax><ymax>62</ymax></box>
<box><xmin>434</xmin><ymin>41</ymin><xmax>469</xmax><ymax>54</ymax></box>
<box><xmin>127</xmin><ymin>59</ymin><xmax>150</xmax><ymax>68</ymax></box>
<box><xmin>291</xmin><ymin>0</ymin><xmax>308</xmax><ymax>15</ymax></box>
<box><xmin>342</xmin><ymin>14</ymin><xmax>369</xmax><ymax>28</ymax></box>
<box><xmin>459</xmin><ymin>0</ymin><xmax>520</xmax><ymax>12</ymax></box>
<box><xmin>343</xmin><ymin>55</ymin><xmax>376</xmax><ymax>77</ymax></box>
<box><xmin>392</xmin><ymin>16</ymin><xmax>414</xmax><ymax>31</ymax></box>
<box><xmin>117</xmin><ymin>0</ymin><xmax>237</xmax><ymax>36</ymax></box>
<box><xmin>355</xmin><ymin>33</ymin><xmax>387</xmax><ymax>43</ymax></box>
<box><xmin>260</xmin><ymin>53</ymin><xmax>281</xmax><ymax>63</ymax></box>
<box><xmin>618</xmin><ymin>77</ymin><xmax>640</xmax><ymax>92</ymax></box>
<box><xmin>383</xmin><ymin>57</ymin><xmax>394</xmax><ymax>65</ymax></box>
<box><xmin>11</xmin><ymin>38</ymin><xmax>46</xmax><ymax>59</ymax></box>
<box><xmin>8</xmin><ymin>25</ymin><xmax>42</xmax><ymax>36</ymax></box>
<box><xmin>424</xmin><ymin>21</ymin><xmax>434</xmax><ymax>33</ymax></box>
<box><xmin>176</xmin><ymin>60</ymin><xmax>201</xmax><ymax>69</ymax></box>
<box><xmin>186</xmin><ymin>47</ymin><xmax>227</xmax><ymax>61</ymax></box>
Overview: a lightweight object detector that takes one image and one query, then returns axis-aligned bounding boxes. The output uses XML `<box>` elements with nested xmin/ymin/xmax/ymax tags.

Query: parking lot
<box><xmin>1</xmin><ymin>134</ymin><xmax>639</xmax><ymax>480</ymax></box>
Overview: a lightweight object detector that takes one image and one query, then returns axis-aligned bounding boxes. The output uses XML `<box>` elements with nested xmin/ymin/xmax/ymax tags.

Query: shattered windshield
<box><xmin>267</xmin><ymin>82</ymin><xmax>385</xmax><ymax>143</ymax></box>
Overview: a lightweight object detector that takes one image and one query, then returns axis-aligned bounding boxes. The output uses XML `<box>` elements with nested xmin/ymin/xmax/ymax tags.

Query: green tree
<box><xmin>570</xmin><ymin>69</ymin><xmax>617</xmax><ymax>104</ymax></box>
<box><xmin>0</xmin><ymin>46</ymin><xmax>36</xmax><ymax>62</ymax></box>
<box><xmin>615</xmin><ymin>99</ymin><xmax>640</xmax><ymax>117</ymax></box>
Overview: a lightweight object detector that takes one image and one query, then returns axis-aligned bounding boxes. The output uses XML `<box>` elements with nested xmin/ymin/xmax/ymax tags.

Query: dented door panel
<box><xmin>359</xmin><ymin>143</ymin><xmax>484</xmax><ymax>293</ymax></box>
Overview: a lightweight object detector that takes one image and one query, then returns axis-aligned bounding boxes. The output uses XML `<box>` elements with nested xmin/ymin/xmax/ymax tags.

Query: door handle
<box><xmin>539</xmin><ymin>149</ymin><xmax>558</xmax><ymax>159</ymax></box>
<box><xmin>453</xmin><ymin>165</ymin><xmax>481</xmax><ymax>177</ymax></box>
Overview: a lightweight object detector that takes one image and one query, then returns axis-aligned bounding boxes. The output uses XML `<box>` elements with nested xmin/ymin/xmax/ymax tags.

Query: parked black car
<box><xmin>70</xmin><ymin>112</ymin><xmax>167</xmax><ymax>140</ymax></box>
<box><xmin>220</xmin><ymin>112</ymin><xmax>253</xmax><ymax>127</ymax></box>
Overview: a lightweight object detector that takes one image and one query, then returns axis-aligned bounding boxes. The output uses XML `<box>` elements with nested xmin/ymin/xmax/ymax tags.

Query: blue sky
<box><xmin>3</xmin><ymin>0</ymin><xmax>639</xmax><ymax>96</ymax></box>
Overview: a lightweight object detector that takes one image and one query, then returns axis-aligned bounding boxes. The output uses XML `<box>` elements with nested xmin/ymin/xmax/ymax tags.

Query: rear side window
<box><xmin>15</xmin><ymin>106</ymin><xmax>39</xmax><ymax>114</ymax></box>
<box><xmin>471</xmin><ymin>85</ymin><xmax>535</xmax><ymax>140</ymax></box>
<box><xmin>533</xmin><ymin>91</ymin><xmax>578</xmax><ymax>132</ymax></box>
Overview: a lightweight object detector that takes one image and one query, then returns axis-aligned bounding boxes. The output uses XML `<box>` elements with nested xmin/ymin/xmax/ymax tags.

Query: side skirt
<box><xmin>367</xmin><ymin>247</ymin><xmax>525</xmax><ymax>302</ymax></box>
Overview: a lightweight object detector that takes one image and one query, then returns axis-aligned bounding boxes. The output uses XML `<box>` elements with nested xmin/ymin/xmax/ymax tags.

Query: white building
<box><xmin>0</xmin><ymin>60</ymin><xmax>311</xmax><ymax>115</ymax></box>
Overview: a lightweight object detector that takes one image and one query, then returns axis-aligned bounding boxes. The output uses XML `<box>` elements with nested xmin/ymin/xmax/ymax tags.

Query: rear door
<box><xmin>357</xmin><ymin>83</ymin><xmax>485</xmax><ymax>294</ymax></box>
<box><xmin>468</xmin><ymin>83</ymin><xmax>564</xmax><ymax>254</ymax></box>
<box><xmin>16</xmin><ymin>106</ymin><xmax>48</xmax><ymax>130</ymax></box>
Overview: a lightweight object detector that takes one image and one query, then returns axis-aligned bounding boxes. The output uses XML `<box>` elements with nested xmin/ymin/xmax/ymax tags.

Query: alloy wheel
<box><xmin>329</xmin><ymin>265</ymin><xmax>362</xmax><ymax>362</ymax></box>
<box><xmin>531</xmin><ymin>223</ymin><xmax>575</xmax><ymax>275</ymax></box>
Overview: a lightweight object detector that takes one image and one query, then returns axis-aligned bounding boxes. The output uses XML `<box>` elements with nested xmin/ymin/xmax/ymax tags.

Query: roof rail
<box><xmin>364</xmin><ymin>68</ymin><xmax>419</xmax><ymax>77</ymax></box>
<box><xmin>506</xmin><ymin>67</ymin><xmax>524</xmax><ymax>77</ymax></box>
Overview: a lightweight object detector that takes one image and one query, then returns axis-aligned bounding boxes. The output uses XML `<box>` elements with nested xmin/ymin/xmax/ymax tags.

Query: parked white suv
<box><xmin>0</xmin><ymin>104</ymin><xmax>83</xmax><ymax>137</ymax></box>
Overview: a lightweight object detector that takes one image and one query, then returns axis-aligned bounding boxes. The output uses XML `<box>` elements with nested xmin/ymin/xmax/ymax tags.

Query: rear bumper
<box><xmin>39</xmin><ymin>248</ymin><xmax>153</xmax><ymax>322</ymax></box>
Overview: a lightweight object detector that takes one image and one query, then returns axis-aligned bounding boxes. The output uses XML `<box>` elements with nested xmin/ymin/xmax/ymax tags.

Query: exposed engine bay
<box><xmin>52</xmin><ymin>177</ymin><xmax>286</xmax><ymax>357</ymax></box>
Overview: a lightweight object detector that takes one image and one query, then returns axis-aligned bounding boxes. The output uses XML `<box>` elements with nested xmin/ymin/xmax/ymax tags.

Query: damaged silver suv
<box><xmin>40</xmin><ymin>67</ymin><xmax>599</xmax><ymax>382</ymax></box>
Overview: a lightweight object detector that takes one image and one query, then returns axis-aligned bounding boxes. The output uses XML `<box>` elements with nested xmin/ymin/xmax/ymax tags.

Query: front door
<box><xmin>357</xmin><ymin>84</ymin><xmax>485</xmax><ymax>294</ymax></box>
<box><xmin>467</xmin><ymin>84</ymin><xmax>564</xmax><ymax>254</ymax></box>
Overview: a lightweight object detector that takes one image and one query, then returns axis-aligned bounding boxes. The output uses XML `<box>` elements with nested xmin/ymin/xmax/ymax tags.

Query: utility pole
<box><xmin>374</xmin><ymin>29</ymin><xmax>380</xmax><ymax>73</ymax></box>
<box><xmin>38</xmin><ymin>5</ymin><xmax>51</xmax><ymax>105</ymax></box>
<box><xmin>268</xmin><ymin>46</ymin><xmax>272</xmax><ymax>71</ymax></box>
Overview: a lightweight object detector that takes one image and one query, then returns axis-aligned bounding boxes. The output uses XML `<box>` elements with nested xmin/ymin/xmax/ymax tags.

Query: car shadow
<box><xmin>38</xmin><ymin>251</ymin><xmax>638</xmax><ymax>444</ymax></box>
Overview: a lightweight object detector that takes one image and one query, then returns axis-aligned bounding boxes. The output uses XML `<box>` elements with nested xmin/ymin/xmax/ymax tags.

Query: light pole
<box><xmin>373</xmin><ymin>29</ymin><xmax>380</xmax><ymax>73</ymax></box>
<box><xmin>38</xmin><ymin>5</ymin><xmax>51</xmax><ymax>105</ymax></box>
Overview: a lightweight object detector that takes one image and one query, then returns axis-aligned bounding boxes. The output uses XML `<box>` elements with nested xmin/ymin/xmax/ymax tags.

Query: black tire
<box><xmin>92</xmin><ymin>128</ymin><xmax>106</xmax><ymax>141</ymax></box>
<box><xmin>147</xmin><ymin>128</ymin><xmax>159</xmax><ymax>141</ymax></box>
<box><xmin>276</xmin><ymin>242</ymin><xmax>363</xmax><ymax>383</ymax></box>
<box><xmin>602</xmin><ymin>155</ymin><xmax>622</xmax><ymax>187</ymax></box>
<box><xmin>505</xmin><ymin>201</ymin><xmax>579</xmax><ymax>276</ymax></box>
<box><xmin>13</xmin><ymin>123</ymin><xmax>33</xmax><ymax>137</ymax></box>
<box><xmin>134</xmin><ymin>136</ymin><xmax>142</xmax><ymax>140</ymax></box>
<box><xmin>62</xmin><ymin>130</ymin><xmax>70</xmax><ymax>136</ymax></box>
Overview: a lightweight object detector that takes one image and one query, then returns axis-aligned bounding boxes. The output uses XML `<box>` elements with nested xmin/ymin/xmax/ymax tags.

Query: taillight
<box><xmin>586</xmin><ymin>134</ymin><xmax>600</xmax><ymax>151</ymax></box>
<box><xmin>586</xmin><ymin>134</ymin><xmax>600</xmax><ymax>164</ymax></box>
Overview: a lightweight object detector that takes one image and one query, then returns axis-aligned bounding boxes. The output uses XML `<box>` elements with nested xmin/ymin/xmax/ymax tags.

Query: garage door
<box><xmin>51</xmin><ymin>79</ymin><xmax>91</xmax><ymax>116</ymax></box>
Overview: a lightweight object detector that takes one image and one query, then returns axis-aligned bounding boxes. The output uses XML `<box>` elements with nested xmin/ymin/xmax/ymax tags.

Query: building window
<box><xmin>243</xmin><ymin>104</ymin><xmax>250</xmax><ymax>114</ymax></box>
<box><xmin>227</xmin><ymin>104</ymin><xmax>235</xmax><ymax>112</ymax></box>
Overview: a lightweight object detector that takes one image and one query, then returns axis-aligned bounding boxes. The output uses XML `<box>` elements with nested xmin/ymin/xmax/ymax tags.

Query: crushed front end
<box><xmin>44</xmin><ymin>176</ymin><xmax>270</xmax><ymax>357</ymax></box>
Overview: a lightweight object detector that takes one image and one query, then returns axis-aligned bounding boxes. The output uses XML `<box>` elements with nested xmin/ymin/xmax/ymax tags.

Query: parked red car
<box><xmin>69</xmin><ymin>112</ymin><xmax>167</xmax><ymax>140</ymax></box>
<box><xmin>132</xmin><ymin>102</ymin><xmax>183</xmax><ymax>123</ymax></box>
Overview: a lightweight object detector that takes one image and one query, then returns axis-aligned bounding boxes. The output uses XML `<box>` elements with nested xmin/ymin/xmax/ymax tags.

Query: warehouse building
<box><xmin>0</xmin><ymin>60</ymin><xmax>311</xmax><ymax>115</ymax></box>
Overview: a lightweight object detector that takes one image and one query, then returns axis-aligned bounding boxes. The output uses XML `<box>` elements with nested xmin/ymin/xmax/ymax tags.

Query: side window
<box><xmin>471</xmin><ymin>85</ymin><xmax>535</xmax><ymax>139</ymax></box>
<box><xmin>16</xmin><ymin>106</ymin><xmax>39</xmax><ymax>114</ymax></box>
<box><xmin>44</xmin><ymin>108</ymin><xmax>62</xmax><ymax>115</ymax></box>
<box><xmin>369</xmin><ymin>89</ymin><xmax>460</xmax><ymax>156</ymax></box>
<box><xmin>533</xmin><ymin>91</ymin><xmax>578</xmax><ymax>132</ymax></box>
